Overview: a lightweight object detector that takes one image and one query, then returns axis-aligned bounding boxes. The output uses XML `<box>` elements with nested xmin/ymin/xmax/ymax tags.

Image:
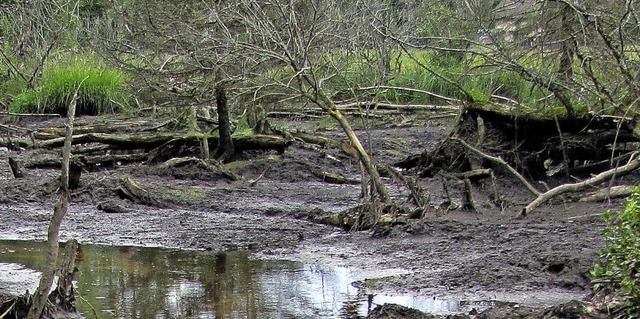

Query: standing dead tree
<box><xmin>27</xmin><ymin>78</ymin><xmax>84</xmax><ymax>319</ymax></box>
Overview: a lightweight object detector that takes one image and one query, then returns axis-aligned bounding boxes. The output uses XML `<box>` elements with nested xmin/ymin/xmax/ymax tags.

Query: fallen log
<box><xmin>160</xmin><ymin>157</ymin><xmax>239</xmax><ymax>181</ymax></box>
<box><xmin>33</xmin><ymin>119</ymin><xmax>159</xmax><ymax>139</ymax></box>
<box><xmin>116</xmin><ymin>176</ymin><xmax>166</xmax><ymax>207</ymax></box>
<box><xmin>26</xmin><ymin>153</ymin><xmax>148</xmax><ymax>170</ymax></box>
<box><xmin>522</xmin><ymin>155</ymin><xmax>640</xmax><ymax>216</ymax></box>
<box><xmin>34</xmin><ymin>132</ymin><xmax>292</xmax><ymax>154</ymax></box>
<box><xmin>308</xmin><ymin>166</ymin><xmax>360</xmax><ymax>185</ymax></box>
<box><xmin>1</xmin><ymin>132</ymin><xmax>291</xmax><ymax>158</ymax></box>
<box><xmin>579</xmin><ymin>185</ymin><xmax>632</xmax><ymax>203</ymax></box>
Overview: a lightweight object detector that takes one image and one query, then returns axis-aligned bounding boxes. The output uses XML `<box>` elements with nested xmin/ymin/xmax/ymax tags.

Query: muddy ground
<box><xmin>0</xmin><ymin>111</ymin><xmax>624</xmax><ymax>317</ymax></box>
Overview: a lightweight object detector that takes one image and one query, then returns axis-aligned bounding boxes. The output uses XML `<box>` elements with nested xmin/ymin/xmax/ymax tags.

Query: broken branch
<box><xmin>522</xmin><ymin>154</ymin><xmax>640</xmax><ymax>216</ymax></box>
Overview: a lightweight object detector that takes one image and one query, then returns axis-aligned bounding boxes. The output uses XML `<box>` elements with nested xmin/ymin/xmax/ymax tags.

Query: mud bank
<box><xmin>0</xmin><ymin>113</ymin><xmax>619</xmax><ymax>317</ymax></box>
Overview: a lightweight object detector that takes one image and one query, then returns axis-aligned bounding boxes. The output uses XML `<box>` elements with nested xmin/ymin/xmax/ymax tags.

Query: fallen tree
<box><xmin>396</xmin><ymin>104</ymin><xmax>640</xmax><ymax>214</ymax></box>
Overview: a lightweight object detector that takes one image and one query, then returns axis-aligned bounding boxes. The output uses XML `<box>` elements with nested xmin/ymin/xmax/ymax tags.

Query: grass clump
<box><xmin>11</xmin><ymin>55</ymin><xmax>129</xmax><ymax>115</ymax></box>
<box><xmin>591</xmin><ymin>186</ymin><xmax>640</xmax><ymax>316</ymax></box>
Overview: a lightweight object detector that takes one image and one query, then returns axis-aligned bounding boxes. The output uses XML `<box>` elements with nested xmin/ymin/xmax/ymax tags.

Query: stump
<box><xmin>8</xmin><ymin>156</ymin><xmax>23</xmax><ymax>178</ymax></box>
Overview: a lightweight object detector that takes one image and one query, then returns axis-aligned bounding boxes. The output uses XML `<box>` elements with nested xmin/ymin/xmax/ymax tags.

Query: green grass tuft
<box><xmin>11</xmin><ymin>54</ymin><xmax>130</xmax><ymax>115</ymax></box>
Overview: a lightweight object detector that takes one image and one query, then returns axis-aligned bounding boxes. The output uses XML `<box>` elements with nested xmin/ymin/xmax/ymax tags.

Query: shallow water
<box><xmin>0</xmin><ymin>240</ymin><xmax>486</xmax><ymax>318</ymax></box>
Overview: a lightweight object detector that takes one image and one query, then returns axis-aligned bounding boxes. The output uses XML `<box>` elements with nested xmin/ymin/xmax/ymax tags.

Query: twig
<box><xmin>75</xmin><ymin>292</ymin><xmax>99</xmax><ymax>319</ymax></box>
<box><xmin>249</xmin><ymin>168</ymin><xmax>268</xmax><ymax>187</ymax></box>
<box><xmin>0</xmin><ymin>300</ymin><xmax>15</xmax><ymax>319</ymax></box>
<box><xmin>451</xmin><ymin>137</ymin><xmax>541</xmax><ymax>197</ymax></box>
<box><xmin>567</xmin><ymin>213</ymin><xmax>605</xmax><ymax>221</ymax></box>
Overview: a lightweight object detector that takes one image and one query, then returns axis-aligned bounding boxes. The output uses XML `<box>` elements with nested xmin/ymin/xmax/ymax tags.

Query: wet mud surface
<box><xmin>0</xmin><ymin>113</ymin><xmax>620</xmax><ymax>316</ymax></box>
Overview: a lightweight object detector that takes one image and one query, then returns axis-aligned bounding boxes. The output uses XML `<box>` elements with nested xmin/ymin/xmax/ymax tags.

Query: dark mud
<box><xmin>0</xmin><ymin>113</ymin><xmax>619</xmax><ymax>317</ymax></box>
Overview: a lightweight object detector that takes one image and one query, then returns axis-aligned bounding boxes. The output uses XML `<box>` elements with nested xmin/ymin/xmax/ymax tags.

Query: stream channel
<box><xmin>0</xmin><ymin>240</ymin><xmax>493</xmax><ymax>318</ymax></box>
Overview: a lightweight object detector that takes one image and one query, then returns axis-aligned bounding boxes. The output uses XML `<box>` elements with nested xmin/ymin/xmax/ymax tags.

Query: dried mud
<box><xmin>0</xmin><ymin>113</ymin><xmax>621</xmax><ymax>317</ymax></box>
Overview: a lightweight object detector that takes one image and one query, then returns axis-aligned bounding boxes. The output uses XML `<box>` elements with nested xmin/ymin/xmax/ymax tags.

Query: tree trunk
<box><xmin>558</xmin><ymin>3</ymin><xmax>576</xmax><ymax>83</ymax></box>
<box><xmin>27</xmin><ymin>79</ymin><xmax>79</xmax><ymax>319</ymax></box>
<box><xmin>214</xmin><ymin>84</ymin><xmax>234</xmax><ymax>162</ymax></box>
<box><xmin>320</xmin><ymin>93</ymin><xmax>390</xmax><ymax>202</ymax></box>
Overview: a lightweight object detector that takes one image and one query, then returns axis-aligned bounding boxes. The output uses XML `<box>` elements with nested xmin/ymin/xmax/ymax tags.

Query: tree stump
<box><xmin>48</xmin><ymin>239</ymin><xmax>79</xmax><ymax>313</ymax></box>
<box><xmin>68</xmin><ymin>158</ymin><xmax>84</xmax><ymax>190</ymax></box>
<box><xmin>8</xmin><ymin>156</ymin><xmax>23</xmax><ymax>178</ymax></box>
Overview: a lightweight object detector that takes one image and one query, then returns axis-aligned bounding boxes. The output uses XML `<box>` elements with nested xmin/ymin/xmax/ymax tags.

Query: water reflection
<box><xmin>0</xmin><ymin>240</ymin><xmax>479</xmax><ymax>318</ymax></box>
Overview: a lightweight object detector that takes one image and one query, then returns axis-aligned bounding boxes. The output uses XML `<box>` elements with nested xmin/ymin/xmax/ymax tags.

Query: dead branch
<box><xmin>26</xmin><ymin>153</ymin><xmax>147</xmax><ymax>170</ymax></box>
<box><xmin>522</xmin><ymin>155</ymin><xmax>640</xmax><ymax>216</ymax></box>
<box><xmin>308</xmin><ymin>165</ymin><xmax>360</xmax><ymax>185</ymax></box>
<box><xmin>0</xmin><ymin>111</ymin><xmax>60</xmax><ymax>117</ymax></box>
<box><xmin>335</xmin><ymin>100</ymin><xmax>460</xmax><ymax>112</ymax></box>
<box><xmin>451</xmin><ymin>137</ymin><xmax>541</xmax><ymax>197</ymax></box>
<box><xmin>34</xmin><ymin>132</ymin><xmax>291</xmax><ymax>153</ymax></box>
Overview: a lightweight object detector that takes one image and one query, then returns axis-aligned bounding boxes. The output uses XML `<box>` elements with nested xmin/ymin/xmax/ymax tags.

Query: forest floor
<box><xmin>0</xmin><ymin>110</ymin><xmax>625</xmax><ymax>318</ymax></box>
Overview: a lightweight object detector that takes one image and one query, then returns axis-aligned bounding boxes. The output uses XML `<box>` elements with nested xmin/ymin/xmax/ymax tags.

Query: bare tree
<box><xmin>0</xmin><ymin>0</ymin><xmax>89</xmax><ymax>91</ymax></box>
<box><xmin>213</xmin><ymin>0</ymin><xmax>393</xmax><ymax>202</ymax></box>
<box><xmin>94</xmin><ymin>0</ymin><xmax>246</xmax><ymax>161</ymax></box>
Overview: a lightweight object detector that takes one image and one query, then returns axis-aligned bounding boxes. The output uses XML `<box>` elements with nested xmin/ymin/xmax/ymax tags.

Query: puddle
<box><xmin>0</xmin><ymin>240</ymin><xmax>489</xmax><ymax>318</ymax></box>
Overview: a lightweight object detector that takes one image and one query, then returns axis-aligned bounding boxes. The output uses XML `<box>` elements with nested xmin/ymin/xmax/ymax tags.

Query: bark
<box><xmin>214</xmin><ymin>84</ymin><xmax>235</xmax><ymax>162</ymax></box>
<box><xmin>558</xmin><ymin>3</ymin><xmax>576</xmax><ymax>83</ymax></box>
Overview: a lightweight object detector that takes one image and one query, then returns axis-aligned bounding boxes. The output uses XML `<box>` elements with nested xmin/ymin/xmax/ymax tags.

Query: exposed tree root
<box><xmin>452</xmin><ymin>137</ymin><xmax>541</xmax><ymax>197</ymax></box>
